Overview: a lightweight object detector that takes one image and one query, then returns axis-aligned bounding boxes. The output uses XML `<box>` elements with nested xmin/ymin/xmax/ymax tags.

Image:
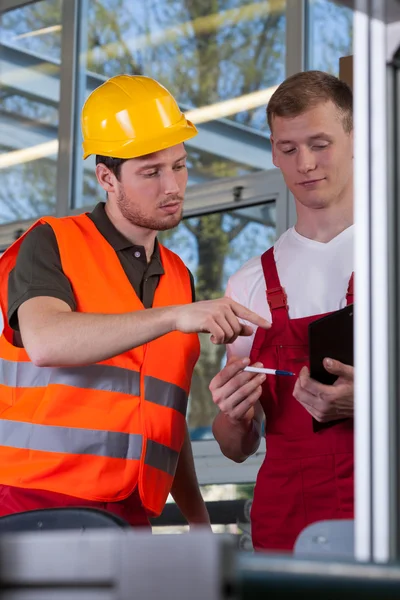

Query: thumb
<box><xmin>323</xmin><ymin>358</ymin><xmax>354</xmax><ymax>380</ymax></box>
<box><xmin>239</xmin><ymin>324</ymin><xmax>254</xmax><ymax>337</ymax></box>
<box><xmin>299</xmin><ymin>365</ymin><xmax>309</xmax><ymax>386</ymax></box>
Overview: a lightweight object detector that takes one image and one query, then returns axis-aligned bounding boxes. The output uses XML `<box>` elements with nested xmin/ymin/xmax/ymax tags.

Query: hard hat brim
<box><xmin>83</xmin><ymin>118</ymin><xmax>198</xmax><ymax>160</ymax></box>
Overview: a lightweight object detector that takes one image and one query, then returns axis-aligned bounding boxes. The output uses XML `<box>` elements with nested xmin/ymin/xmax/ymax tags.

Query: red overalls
<box><xmin>249</xmin><ymin>247</ymin><xmax>354</xmax><ymax>552</ymax></box>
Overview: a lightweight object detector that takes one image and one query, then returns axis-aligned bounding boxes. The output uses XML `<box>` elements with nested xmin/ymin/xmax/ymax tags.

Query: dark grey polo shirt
<box><xmin>8</xmin><ymin>202</ymin><xmax>194</xmax><ymax>330</ymax></box>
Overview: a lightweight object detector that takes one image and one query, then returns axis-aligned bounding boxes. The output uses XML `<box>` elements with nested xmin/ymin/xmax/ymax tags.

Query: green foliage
<box><xmin>236</xmin><ymin>483</ymin><xmax>255</xmax><ymax>500</ymax></box>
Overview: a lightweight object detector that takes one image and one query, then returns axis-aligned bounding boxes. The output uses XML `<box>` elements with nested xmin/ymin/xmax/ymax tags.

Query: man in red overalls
<box><xmin>210</xmin><ymin>70</ymin><xmax>355</xmax><ymax>552</ymax></box>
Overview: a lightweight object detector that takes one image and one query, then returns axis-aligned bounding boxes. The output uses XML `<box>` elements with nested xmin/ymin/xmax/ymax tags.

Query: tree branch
<box><xmin>227</xmin><ymin>219</ymin><xmax>250</xmax><ymax>242</ymax></box>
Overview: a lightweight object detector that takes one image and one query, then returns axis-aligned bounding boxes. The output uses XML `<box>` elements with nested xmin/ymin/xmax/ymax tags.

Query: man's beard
<box><xmin>116</xmin><ymin>187</ymin><xmax>183</xmax><ymax>231</ymax></box>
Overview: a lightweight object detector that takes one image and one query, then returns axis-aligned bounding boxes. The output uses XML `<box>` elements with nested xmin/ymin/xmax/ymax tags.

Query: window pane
<box><xmin>159</xmin><ymin>201</ymin><xmax>276</xmax><ymax>437</ymax></box>
<box><xmin>0</xmin><ymin>0</ymin><xmax>62</xmax><ymax>223</ymax></box>
<box><xmin>307</xmin><ymin>0</ymin><xmax>353</xmax><ymax>75</ymax></box>
<box><xmin>154</xmin><ymin>483</ymin><xmax>255</xmax><ymax>549</ymax></box>
<box><xmin>75</xmin><ymin>0</ymin><xmax>286</xmax><ymax>209</ymax></box>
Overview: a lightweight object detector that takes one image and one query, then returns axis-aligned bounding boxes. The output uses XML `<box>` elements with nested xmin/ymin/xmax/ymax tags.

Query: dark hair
<box><xmin>267</xmin><ymin>70</ymin><xmax>353</xmax><ymax>133</ymax></box>
<box><xmin>95</xmin><ymin>155</ymin><xmax>127</xmax><ymax>180</ymax></box>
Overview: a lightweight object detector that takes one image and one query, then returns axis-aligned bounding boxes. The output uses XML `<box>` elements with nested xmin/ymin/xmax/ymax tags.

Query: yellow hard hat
<box><xmin>81</xmin><ymin>75</ymin><xmax>197</xmax><ymax>159</ymax></box>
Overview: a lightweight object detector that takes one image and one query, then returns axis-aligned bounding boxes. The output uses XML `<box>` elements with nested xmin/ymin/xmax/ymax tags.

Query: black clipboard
<box><xmin>308</xmin><ymin>304</ymin><xmax>354</xmax><ymax>385</ymax></box>
<box><xmin>308</xmin><ymin>305</ymin><xmax>354</xmax><ymax>432</ymax></box>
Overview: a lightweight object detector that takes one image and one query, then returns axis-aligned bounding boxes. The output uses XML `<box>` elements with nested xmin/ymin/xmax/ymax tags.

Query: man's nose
<box><xmin>163</xmin><ymin>171</ymin><xmax>181</xmax><ymax>195</ymax></box>
<box><xmin>297</xmin><ymin>148</ymin><xmax>317</xmax><ymax>174</ymax></box>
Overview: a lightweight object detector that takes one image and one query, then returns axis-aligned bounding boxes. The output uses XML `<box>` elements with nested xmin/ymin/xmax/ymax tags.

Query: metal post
<box><xmin>56</xmin><ymin>0</ymin><xmax>84</xmax><ymax>217</ymax></box>
<box><xmin>354</xmin><ymin>0</ymin><xmax>400</xmax><ymax>563</ymax></box>
<box><xmin>370</xmin><ymin>0</ymin><xmax>391</xmax><ymax>563</ymax></box>
<box><xmin>71</xmin><ymin>0</ymin><xmax>88</xmax><ymax>212</ymax></box>
<box><xmin>353</xmin><ymin>0</ymin><xmax>373</xmax><ymax>561</ymax></box>
<box><xmin>285</xmin><ymin>0</ymin><xmax>306</xmax><ymax>76</ymax></box>
<box><xmin>385</xmin><ymin>11</ymin><xmax>400</xmax><ymax>562</ymax></box>
<box><xmin>282</xmin><ymin>0</ymin><xmax>307</xmax><ymax>230</ymax></box>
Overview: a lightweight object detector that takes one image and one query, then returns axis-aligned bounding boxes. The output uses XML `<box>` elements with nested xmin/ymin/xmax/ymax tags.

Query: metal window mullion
<box><xmin>384</xmin><ymin>1</ymin><xmax>400</xmax><ymax>564</ymax></box>
<box><xmin>369</xmin><ymin>5</ymin><xmax>391</xmax><ymax>562</ymax></box>
<box><xmin>55</xmin><ymin>0</ymin><xmax>80</xmax><ymax>217</ymax></box>
<box><xmin>285</xmin><ymin>0</ymin><xmax>306</xmax><ymax>76</ymax></box>
<box><xmin>283</xmin><ymin>0</ymin><xmax>306</xmax><ymax>232</ymax></box>
<box><xmin>386</xmin><ymin>45</ymin><xmax>400</xmax><ymax>563</ymax></box>
<box><xmin>0</xmin><ymin>0</ymin><xmax>35</xmax><ymax>12</ymax></box>
<box><xmin>392</xmin><ymin>40</ymin><xmax>400</xmax><ymax>563</ymax></box>
<box><xmin>354</xmin><ymin>0</ymin><xmax>373</xmax><ymax>563</ymax></box>
<box><xmin>275</xmin><ymin>183</ymin><xmax>294</xmax><ymax>235</ymax></box>
<box><xmin>72</xmin><ymin>0</ymin><xmax>89</xmax><ymax>212</ymax></box>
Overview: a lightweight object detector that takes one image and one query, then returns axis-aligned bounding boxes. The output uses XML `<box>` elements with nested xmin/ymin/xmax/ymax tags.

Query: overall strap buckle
<box><xmin>267</xmin><ymin>286</ymin><xmax>288</xmax><ymax>311</ymax></box>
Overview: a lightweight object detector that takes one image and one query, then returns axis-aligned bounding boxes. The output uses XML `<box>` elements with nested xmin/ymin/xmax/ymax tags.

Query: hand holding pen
<box><xmin>210</xmin><ymin>356</ymin><xmax>293</xmax><ymax>426</ymax></box>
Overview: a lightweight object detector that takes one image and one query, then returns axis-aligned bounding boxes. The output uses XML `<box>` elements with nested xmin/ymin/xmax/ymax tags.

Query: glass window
<box><xmin>75</xmin><ymin>0</ymin><xmax>286</xmax><ymax>209</ymax></box>
<box><xmin>153</xmin><ymin>482</ymin><xmax>255</xmax><ymax>549</ymax></box>
<box><xmin>159</xmin><ymin>200</ymin><xmax>276</xmax><ymax>437</ymax></box>
<box><xmin>0</xmin><ymin>0</ymin><xmax>62</xmax><ymax>223</ymax></box>
<box><xmin>306</xmin><ymin>0</ymin><xmax>353</xmax><ymax>74</ymax></box>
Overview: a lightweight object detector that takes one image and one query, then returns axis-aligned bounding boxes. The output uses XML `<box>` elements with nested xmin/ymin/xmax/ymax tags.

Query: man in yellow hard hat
<box><xmin>0</xmin><ymin>75</ymin><xmax>270</xmax><ymax>528</ymax></box>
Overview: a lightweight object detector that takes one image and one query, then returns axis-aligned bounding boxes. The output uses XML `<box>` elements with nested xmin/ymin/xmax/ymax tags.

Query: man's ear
<box><xmin>95</xmin><ymin>163</ymin><xmax>116</xmax><ymax>194</ymax></box>
<box><xmin>271</xmin><ymin>136</ymin><xmax>279</xmax><ymax>168</ymax></box>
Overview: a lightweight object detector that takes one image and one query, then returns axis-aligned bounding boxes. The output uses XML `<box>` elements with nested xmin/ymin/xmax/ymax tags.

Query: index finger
<box><xmin>230</xmin><ymin>300</ymin><xmax>271</xmax><ymax>329</ymax></box>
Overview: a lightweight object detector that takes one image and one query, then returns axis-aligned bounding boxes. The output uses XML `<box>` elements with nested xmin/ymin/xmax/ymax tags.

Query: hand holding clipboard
<box><xmin>303</xmin><ymin>305</ymin><xmax>354</xmax><ymax>430</ymax></box>
<box><xmin>308</xmin><ymin>304</ymin><xmax>354</xmax><ymax>385</ymax></box>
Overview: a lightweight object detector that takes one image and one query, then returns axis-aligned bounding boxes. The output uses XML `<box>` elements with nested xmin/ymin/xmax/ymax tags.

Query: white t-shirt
<box><xmin>225</xmin><ymin>225</ymin><xmax>354</xmax><ymax>358</ymax></box>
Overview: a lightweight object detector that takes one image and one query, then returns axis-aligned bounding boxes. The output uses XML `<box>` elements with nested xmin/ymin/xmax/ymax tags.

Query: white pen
<box><xmin>244</xmin><ymin>366</ymin><xmax>294</xmax><ymax>377</ymax></box>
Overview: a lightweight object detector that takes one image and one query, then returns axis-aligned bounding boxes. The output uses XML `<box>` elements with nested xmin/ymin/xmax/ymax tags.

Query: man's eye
<box><xmin>313</xmin><ymin>144</ymin><xmax>329</xmax><ymax>150</ymax></box>
<box><xmin>143</xmin><ymin>171</ymin><xmax>158</xmax><ymax>178</ymax></box>
<box><xmin>282</xmin><ymin>148</ymin><xmax>295</xmax><ymax>155</ymax></box>
<box><xmin>174</xmin><ymin>164</ymin><xmax>186</xmax><ymax>170</ymax></box>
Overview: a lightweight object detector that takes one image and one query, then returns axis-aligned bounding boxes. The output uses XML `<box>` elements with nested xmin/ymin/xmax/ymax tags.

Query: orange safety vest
<box><xmin>0</xmin><ymin>213</ymin><xmax>200</xmax><ymax>516</ymax></box>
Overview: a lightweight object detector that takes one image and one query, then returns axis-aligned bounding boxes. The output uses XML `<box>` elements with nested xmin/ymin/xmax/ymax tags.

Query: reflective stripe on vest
<box><xmin>0</xmin><ymin>420</ymin><xmax>178</xmax><ymax>476</ymax></box>
<box><xmin>0</xmin><ymin>358</ymin><xmax>188</xmax><ymax>415</ymax></box>
<box><xmin>144</xmin><ymin>375</ymin><xmax>187</xmax><ymax>416</ymax></box>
